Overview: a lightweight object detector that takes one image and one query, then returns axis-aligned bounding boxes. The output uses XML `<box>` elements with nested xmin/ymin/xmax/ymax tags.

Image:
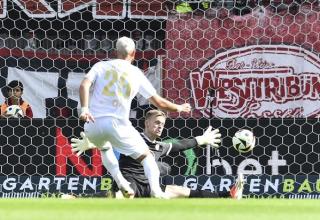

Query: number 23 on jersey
<box><xmin>102</xmin><ymin>68</ymin><xmax>131</xmax><ymax>99</ymax></box>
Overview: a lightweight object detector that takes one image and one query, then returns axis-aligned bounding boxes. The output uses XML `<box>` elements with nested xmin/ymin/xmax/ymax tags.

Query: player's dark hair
<box><xmin>7</xmin><ymin>80</ymin><xmax>24</xmax><ymax>92</ymax></box>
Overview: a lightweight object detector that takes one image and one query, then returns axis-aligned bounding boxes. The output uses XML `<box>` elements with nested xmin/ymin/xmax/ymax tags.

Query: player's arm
<box><xmin>79</xmin><ymin>78</ymin><xmax>94</xmax><ymax>122</ymax></box>
<box><xmin>157</xmin><ymin>139</ymin><xmax>197</xmax><ymax>156</ymax></box>
<box><xmin>148</xmin><ymin>94</ymin><xmax>191</xmax><ymax>113</ymax></box>
<box><xmin>138</xmin><ymin>69</ymin><xmax>190</xmax><ymax>113</ymax></box>
<box><xmin>170</xmin><ymin>138</ymin><xmax>198</xmax><ymax>152</ymax></box>
<box><xmin>160</xmin><ymin>126</ymin><xmax>222</xmax><ymax>155</ymax></box>
<box><xmin>25</xmin><ymin>105</ymin><xmax>33</xmax><ymax>118</ymax></box>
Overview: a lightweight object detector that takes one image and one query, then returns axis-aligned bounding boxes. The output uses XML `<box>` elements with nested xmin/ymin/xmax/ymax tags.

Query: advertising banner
<box><xmin>0</xmin><ymin>0</ymin><xmax>168</xmax><ymax>19</ymax></box>
<box><xmin>0</xmin><ymin>175</ymin><xmax>113</xmax><ymax>198</ymax></box>
<box><xmin>164</xmin><ymin>175</ymin><xmax>320</xmax><ymax>199</ymax></box>
<box><xmin>0</xmin><ymin>118</ymin><xmax>319</xmax><ymax>198</ymax></box>
<box><xmin>165</xmin><ymin>4</ymin><xmax>320</xmax><ymax>118</ymax></box>
<box><xmin>0</xmin><ymin>53</ymin><xmax>163</xmax><ymax>118</ymax></box>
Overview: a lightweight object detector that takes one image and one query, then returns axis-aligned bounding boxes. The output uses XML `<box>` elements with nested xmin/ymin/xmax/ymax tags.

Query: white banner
<box><xmin>67</xmin><ymin>72</ymin><xmax>85</xmax><ymax>108</ymax></box>
<box><xmin>6</xmin><ymin>68</ymin><xmax>84</xmax><ymax>118</ymax></box>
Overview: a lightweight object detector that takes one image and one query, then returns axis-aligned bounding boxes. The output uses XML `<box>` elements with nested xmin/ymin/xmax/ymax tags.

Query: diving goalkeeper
<box><xmin>71</xmin><ymin>109</ymin><xmax>244</xmax><ymax>199</ymax></box>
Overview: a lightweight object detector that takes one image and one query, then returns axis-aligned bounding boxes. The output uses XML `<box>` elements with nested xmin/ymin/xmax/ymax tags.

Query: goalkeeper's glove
<box><xmin>71</xmin><ymin>132</ymin><xmax>96</xmax><ymax>156</ymax></box>
<box><xmin>71</xmin><ymin>132</ymin><xmax>112</xmax><ymax>156</ymax></box>
<box><xmin>195</xmin><ymin>126</ymin><xmax>221</xmax><ymax>148</ymax></box>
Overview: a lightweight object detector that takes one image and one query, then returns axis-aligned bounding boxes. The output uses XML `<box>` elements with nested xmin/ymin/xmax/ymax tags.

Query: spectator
<box><xmin>175</xmin><ymin>1</ymin><xmax>193</xmax><ymax>13</ymax></box>
<box><xmin>0</xmin><ymin>80</ymin><xmax>33</xmax><ymax>118</ymax></box>
<box><xmin>175</xmin><ymin>1</ymin><xmax>210</xmax><ymax>14</ymax></box>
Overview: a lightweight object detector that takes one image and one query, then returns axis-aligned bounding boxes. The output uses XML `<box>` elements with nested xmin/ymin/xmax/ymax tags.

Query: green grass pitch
<box><xmin>0</xmin><ymin>198</ymin><xmax>319</xmax><ymax>220</ymax></box>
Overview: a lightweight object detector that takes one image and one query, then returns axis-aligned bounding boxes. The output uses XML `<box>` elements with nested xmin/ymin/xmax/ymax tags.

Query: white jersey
<box><xmin>85</xmin><ymin>59</ymin><xmax>157</xmax><ymax>119</ymax></box>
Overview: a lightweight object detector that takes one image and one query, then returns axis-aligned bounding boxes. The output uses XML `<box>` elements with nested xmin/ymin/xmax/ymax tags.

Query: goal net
<box><xmin>0</xmin><ymin>0</ymin><xmax>320</xmax><ymax>199</ymax></box>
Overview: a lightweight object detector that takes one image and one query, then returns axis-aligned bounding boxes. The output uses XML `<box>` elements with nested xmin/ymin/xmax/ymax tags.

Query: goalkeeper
<box><xmin>71</xmin><ymin>109</ymin><xmax>243</xmax><ymax>199</ymax></box>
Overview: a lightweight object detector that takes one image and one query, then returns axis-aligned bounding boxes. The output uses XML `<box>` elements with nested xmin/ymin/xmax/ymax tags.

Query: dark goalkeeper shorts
<box><xmin>112</xmin><ymin>175</ymin><xmax>166</xmax><ymax>198</ymax></box>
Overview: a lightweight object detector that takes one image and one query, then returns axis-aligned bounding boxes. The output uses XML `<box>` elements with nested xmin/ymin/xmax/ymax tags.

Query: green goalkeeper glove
<box><xmin>195</xmin><ymin>126</ymin><xmax>221</xmax><ymax>148</ymax></box>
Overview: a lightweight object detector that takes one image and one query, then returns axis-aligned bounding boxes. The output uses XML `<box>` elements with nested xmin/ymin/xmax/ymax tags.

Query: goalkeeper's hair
<box><xmin>116</xmin><ymin>36</ymin><xmax>136</xmax><ymax>57</ymax></box>
<box><xmin>145</xmin><ymin>109</ymin><xmax>166</xmax><ymax>121</ymax></box>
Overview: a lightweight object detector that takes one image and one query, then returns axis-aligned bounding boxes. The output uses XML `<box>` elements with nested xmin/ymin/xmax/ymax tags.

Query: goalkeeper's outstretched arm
<box><xmin>169</xmin><ymin>138</ymin><xmax>198</xmax><ymax>153</ymax></box>
<box><xmin>162</xmin><ymin>126</ymin><xmax>221</xmax><ymax>155</ymax></box>
<box><xmin>161</xmin><ymin>126</ymin><xmax>222</xmax><ymax>154</ymax></box>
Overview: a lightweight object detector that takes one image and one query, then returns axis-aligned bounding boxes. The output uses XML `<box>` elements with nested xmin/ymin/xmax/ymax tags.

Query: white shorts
<box><xmin>84</xmin><ymin>117</ymin><xmax>148</xmax><ymax>159</ymax></box>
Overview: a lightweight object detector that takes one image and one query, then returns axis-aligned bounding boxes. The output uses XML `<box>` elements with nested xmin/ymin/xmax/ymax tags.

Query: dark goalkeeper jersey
<box><xmin>119</xmin><ymin>133</ymin><xmax>198</xmax><ymax>184</ymax></box>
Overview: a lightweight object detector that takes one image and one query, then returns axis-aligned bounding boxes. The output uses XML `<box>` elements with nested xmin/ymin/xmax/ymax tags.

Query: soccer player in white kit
<box><xmin>78</xmin><ymin>36</ymin><xmax>191</xmax><ymax>198</ymax></box>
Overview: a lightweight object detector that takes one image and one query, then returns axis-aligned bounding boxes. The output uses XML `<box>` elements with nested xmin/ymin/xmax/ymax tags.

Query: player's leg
<box><xmin>111</xmin><ymin>175</ymin><xmax>140</xmax><ymax>199</ymax></box>
<box><xmin>138</xmin><ymin>182</ymin><xmax>153</xmax><ymax>198</ymax></box>
<box><xmin>84</xmin><ymin>119</ymin><xmax>134</xmax><ymax>198</ymax></box>
<box><xmin>164</xmin><ymin>185</ymin><xmax>190</xmax><ymax>198</ymax></box>
<box><xmin>165</xmin><ymin>173</ymin><xmax>245</xmax><ymax>199</ymax></box>
<box><xmin>100</xmin><ymin>148</ymin><xmax>134</xmax><ymax>198</ymax></box>
<box><xmin>230</xmin><ymin>173</ymin><xmax>244</xmax><ymax>200</ymax></box>
<box><xmin>109</xmin><ymin>119</ymin><xmax>166</xmax><ymax>199</ymax></box>
<box><xmin>113</xmin><ymin>174</ymin><xmax>153</xmax><ymax>198</ymax></box>
<box><xmin>164</xmin><ymin>185</ymin><xmax>230</xmax><ymax>199</ymax></box>
<box><xmin>133</xmin><ymin>150</ymin><xmax>166</xmax><ymax>198</ymax></box>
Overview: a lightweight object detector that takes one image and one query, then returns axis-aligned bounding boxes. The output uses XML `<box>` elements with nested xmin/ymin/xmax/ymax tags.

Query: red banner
<box><xmin>0</xmin><ymin>0</ymin><xmax>167</xmax><ymax>19</ymax></box>
<box><xmin>164</xmin><ymin>4</ymin><xmax>320</xmax><ymax>118</ymax></box>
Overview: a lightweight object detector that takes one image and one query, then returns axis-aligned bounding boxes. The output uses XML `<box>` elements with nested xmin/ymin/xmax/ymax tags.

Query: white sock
<box><xmin>100</xmin><ymin>149</ymin><xmax>129</xmax><ymax>187</ymax></box>
<box><xmin>140</xmin><ymin>154</ymin><xmax>162</xmax><ymax>194</ymax></box>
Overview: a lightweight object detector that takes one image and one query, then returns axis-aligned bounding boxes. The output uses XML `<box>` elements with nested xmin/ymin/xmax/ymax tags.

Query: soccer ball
<box><xmin>4</xmin><ymin>105</ymin><xmax>24</xmax><ymax>118</ymax></box>
<box><xmin>232</xmin><ymin>129</ymin><xmax>256</xmax><ymax>153</ymax></box>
